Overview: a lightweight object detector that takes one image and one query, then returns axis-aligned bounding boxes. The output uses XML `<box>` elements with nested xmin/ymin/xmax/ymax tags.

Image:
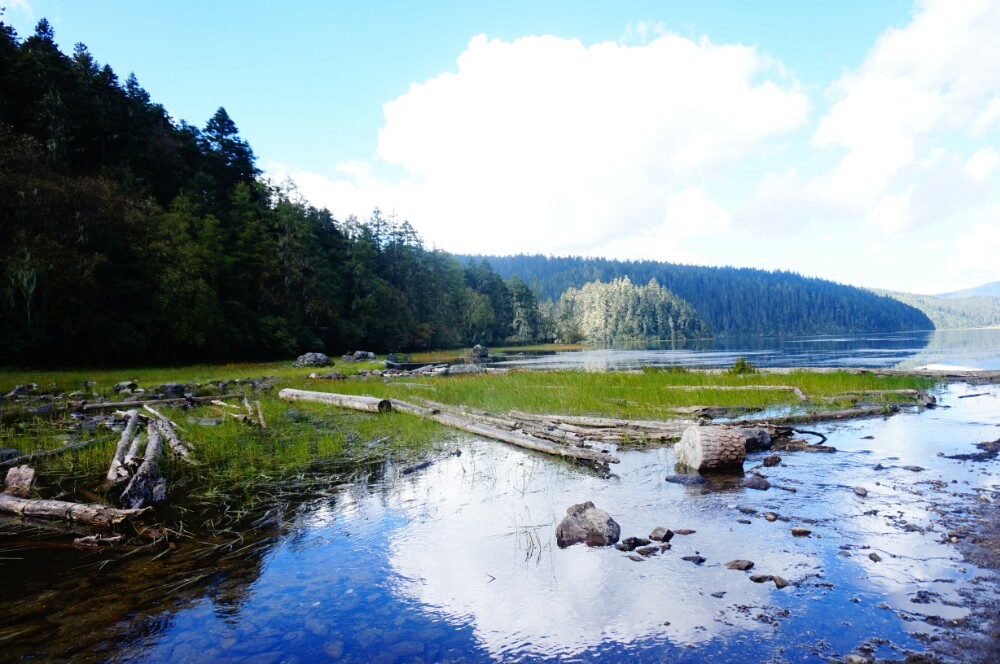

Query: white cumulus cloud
<box><xmin>279</xmin><ymin>31</ymin><xmax>807</xmax><ymax>257</ymax></box>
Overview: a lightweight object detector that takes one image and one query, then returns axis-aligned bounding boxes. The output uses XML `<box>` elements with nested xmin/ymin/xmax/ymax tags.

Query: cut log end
<box><xmin>675</xmin><ymin>425</ymin><xmax>747</xmax><ymax>472</ymax></box>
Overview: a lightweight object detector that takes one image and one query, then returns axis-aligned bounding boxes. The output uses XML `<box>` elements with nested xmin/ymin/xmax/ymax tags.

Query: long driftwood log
<box><xmin>0</xmin><ymin>437</ymin><xmax>102</xmax><ymax>469</ymax></box>
<box><xmin>119</xmin><ymin>422</ymin><xmax>165</xmax><ymax>509</ymax></box>
<box><xmin>80</xmin><ymin>393</ymin><xmax>242</xmax><ymax>412</ymax></box>
<box><xmin>280</xmin><ymin>390</ymin><xmax>619</xmax><ymax>465</ymax></box>
<box><xmin>279</xmin><ymin>389</ymin><xmax>391</xmax><ymax>413</ymax></box>
<box><xmin>106</xmin><ymin>409</ymin><xmax>142</xmax><ymax>484</ymax></box>
<box><xmin>662</xmin><ymin>385</ymin><xmax>809</xmax><ymax>401</ymax></box>
<box><xmin>0</xmin><ymin>493</ymin><xmax>150</xmax><ymax>527</ymax></box>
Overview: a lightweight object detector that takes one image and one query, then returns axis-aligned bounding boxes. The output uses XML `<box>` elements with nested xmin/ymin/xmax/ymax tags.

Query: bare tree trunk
<box><xmin>107</xmin><ymin>409</ymin><xmax>141</xmax><ymax>485</ymax></box>
<box><xmin>0</xmin><ymin>493</ymin><xmax>150</xmax><ymax>527</ymax></box>
<box><xmin>279</xmin><ymin>389</ymin><xmax>392</xmax><ymax>413</ymax></box>
<box><xmin>119</xmin><ymin>422</ymin><xmax>164</xmax><ymax>509</ymax></box>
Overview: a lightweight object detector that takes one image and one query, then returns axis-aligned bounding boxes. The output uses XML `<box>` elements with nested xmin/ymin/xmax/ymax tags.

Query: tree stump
<box><xmin>675</xmin><ymin>426</ymin><xmax>747</xmax><ymax>471</ymax></box>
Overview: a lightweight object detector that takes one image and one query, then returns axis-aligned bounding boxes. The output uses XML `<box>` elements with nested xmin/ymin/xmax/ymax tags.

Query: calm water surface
<box><xmin>489</xmin><ymin>328</ymin><xmax>1000</xmax><ymax>372</ymax></box>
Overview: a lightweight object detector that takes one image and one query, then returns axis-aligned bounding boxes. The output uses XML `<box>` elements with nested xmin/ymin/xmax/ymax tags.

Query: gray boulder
<box><xmin>349</xmin><ymin>351</ymin><xmax>377</xmax><ymax>362</ymax></box>
<box><xmin>555</xmin><ymin>501</ymin><xmax>621</xmax><ymax>548</ymax></box>
<box><xmin>446</xmin><ymin>363</ymin><xmax>485</xmax><ymax>376</ymax></box>
<box><xmin>294</xmin><ymin>352</ymin><xmax>334</xmax><ymax>368</ymax></box>
<box><xmin>468</xmin><ymin>344</ymin><xmax>489</xmax><ymax>360</ymax></box>
<box><xmin>112</xmin><ymin>381</ymin><xmax>137</xmax><ymax>393</ymax></box>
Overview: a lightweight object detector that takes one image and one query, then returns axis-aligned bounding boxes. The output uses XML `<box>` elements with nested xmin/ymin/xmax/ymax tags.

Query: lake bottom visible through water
<box><xmin>33</xmin><ymin>381</ymin><xmax>988</xmax><ymax>663</ymax></box>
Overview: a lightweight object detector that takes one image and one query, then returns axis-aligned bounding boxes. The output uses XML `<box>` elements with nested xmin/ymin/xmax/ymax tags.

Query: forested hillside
<box><xmin>0</xmin><ymin>19</ymin><xmax>544</xmax><ymax>366</ymax></box>
<box><xmin>466</xmin><ymin>255</ymin><xmax>934</xmax><ymax>337</ymax></box>
<box><xmin>875</xmin><ymin>290</ymin><xmax>1000</xmax><ymax>330</ymax></box>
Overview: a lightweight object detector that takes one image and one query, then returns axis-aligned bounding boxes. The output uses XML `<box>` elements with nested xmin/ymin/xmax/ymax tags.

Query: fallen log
<box><xmin>0</xmin><ymin>437</ymin><xmax>102</xmax><ymax>469</ymax></box>
<box><xmin>156</xmin><ymin>418</ymin><xmax>194</xmax><ymax>463</ymax></box>
<box><xmin>81</xmin><ymin>393</ymin><xmax>242</xmax><ymax>412</ymax></box>
<box><xmin>427</xmin><ymin>410</ymin><xmax>619</xmax><ymax>465</ymax></box>
<box><xmin>736</xmin><ymin>405</ymin><xmax>898</xmax><ymax>426</ymax></box>
<box><xmin>106</xmin><ymin>409</ymin><xmax>141</xmax><ymax>485</ymax></box>
<box><xmin>279</xmin><ymin>389</ymin><xmax>391</xmax><ymax>413</ymax></box>
<box><xmin>119</xmin><ymin>422</ymin><xmax>165</xmax><ymax>509</ymax></box>
<box><xmin>0</xmin><ymin>493</ymin><xmax>150</xmax><ymax>527</ymax></box>
<box><xmin>663</xmin><ymin>385</ymin><xmax>809</xmax><ymax>401</ymax></box>
<box><xmin>675</xmin><ymin>425</ymin><xmax>747</xmax><ymax>472</ymax></box>
<box><xmin>508</xmin><ymin>410</ymin><xmax>696</xmax><ymax>435</ymax></box>
<box><xmin>281</xmin><ymin>390</ymin><xmax>618</xmax><ymax>465</ymax></box>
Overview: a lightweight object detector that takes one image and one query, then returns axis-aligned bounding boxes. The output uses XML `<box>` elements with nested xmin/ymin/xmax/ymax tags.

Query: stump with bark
<box><xmin>675</xmin><ymin>425</ymin><xmax>748</xmax><ymax>472</ymax></box>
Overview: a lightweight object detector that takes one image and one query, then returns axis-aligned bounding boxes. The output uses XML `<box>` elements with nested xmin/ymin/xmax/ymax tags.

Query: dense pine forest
<box><xmin>466</xmin><ymin>255</ymin><xmax>934</xmax><ymax>338</ymax></box>
<box><xmin>0</xmin><ymin>19</ymin><xmax>546</xmax><ymax>366</ymax></box>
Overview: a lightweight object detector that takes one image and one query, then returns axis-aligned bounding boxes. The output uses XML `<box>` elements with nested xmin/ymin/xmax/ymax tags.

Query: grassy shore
<box><xmin>0</xmin><ymin>358</ymin><xmax>937</xmax><ymax>530</ymax></box>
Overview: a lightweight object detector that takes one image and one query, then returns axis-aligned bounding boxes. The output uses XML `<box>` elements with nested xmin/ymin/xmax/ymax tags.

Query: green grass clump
<box><xmin>0</xmin><ymin>358</ymin><xmax>938</xmax><ymax>530</ymax></box>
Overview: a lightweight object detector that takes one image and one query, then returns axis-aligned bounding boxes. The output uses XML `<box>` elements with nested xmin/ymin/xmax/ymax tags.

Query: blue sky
<box><xmin>5</xmin><ymin>1</ymin><xmax>999</xmax><ymax>294</ymax></box>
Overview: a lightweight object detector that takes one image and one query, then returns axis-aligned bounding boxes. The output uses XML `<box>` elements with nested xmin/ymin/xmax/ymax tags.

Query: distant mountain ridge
<box><xmin>936</xmin><ymin>281</ymin><xmax>1000</xmax><ymax>299</ymax></box>
<box><xmin>460</xmin><ymin>254</ymin><xmax>933</xmax><ymax>338</ymax></box>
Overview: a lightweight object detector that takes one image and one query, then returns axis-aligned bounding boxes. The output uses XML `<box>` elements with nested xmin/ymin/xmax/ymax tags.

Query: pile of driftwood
<box><xmin>279</xmin><ymin>385</ymin><xmax>934</xmax><ymax>471</ymax></box>
<box><xmin>0</xmin><ymin>406</ymin><xmax>199</xmax><ymax>528</ymax></box>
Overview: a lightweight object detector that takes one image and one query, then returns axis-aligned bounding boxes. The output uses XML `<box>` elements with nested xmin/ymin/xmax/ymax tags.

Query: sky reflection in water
<box><xmin>136</xmin><ymin>381</ymin><xmax>1000</xmax><ymax>662</ymax></box>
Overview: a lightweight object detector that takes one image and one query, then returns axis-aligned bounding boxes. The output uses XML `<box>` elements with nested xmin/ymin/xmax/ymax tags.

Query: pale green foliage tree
<box><xmin>555</xmin><ymin>277</ymin><xmax>709</xmax><ymax>342</ymax></box>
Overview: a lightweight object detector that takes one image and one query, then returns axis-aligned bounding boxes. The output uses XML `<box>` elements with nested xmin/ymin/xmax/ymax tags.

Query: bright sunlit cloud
<box><xmin>269</xmin><ymin>0</ymin><xmax>1000</xmax><ymax>294</ymax></box>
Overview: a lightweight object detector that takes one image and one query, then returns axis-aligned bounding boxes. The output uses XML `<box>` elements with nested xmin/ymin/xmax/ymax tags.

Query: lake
<box><xmin>2</xmin><ymin>330</ymin><xmax>999</xmax><ymax>662</ymax></box>
<box><xmin>488</xmin><ymin>328</ymin><xmax>1000</xmax><ymax>372</ymax></box>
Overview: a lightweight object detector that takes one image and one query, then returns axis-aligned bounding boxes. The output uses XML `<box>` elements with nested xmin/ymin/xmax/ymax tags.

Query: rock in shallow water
<box><xmin>742</xmin><ymin>474</ymin><xmax>771</xmax><ymax>491</ymax></box>
<box><xmin>555</xmin><ymin>501</ymin><xmax>620</xmax><ymax>548</ymax></box>
<box><xmin>725</xmin><ymin>560</ymin><xmax>755</xmax><ymax>571</ymax></box>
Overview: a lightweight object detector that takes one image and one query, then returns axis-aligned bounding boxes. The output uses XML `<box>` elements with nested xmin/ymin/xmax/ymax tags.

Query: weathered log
<box><xmin>0</xmin><ymin>493</ymin><xmax>150</xmax><ymax>527</ymax></box>
<box><xmin>81</xmin><ymin>393</ymin><xmax>242</xmax><ymax>412</ymax></box>
<box><xmin>282</xmin><ymin>390</ymin><xmax>618</xmax><ymax>465</ymax></box>
<box><xmin>508</xmin><ymin>410</ymin><xmax>697</xmax><ymax>434</ymax></box>
<box><xmin>3</xmin><ymin>465</ymin><xmax>36</xmax><ymax>498</ymax></box>
<box><xmin>255</xmin><ymin>400</ymin><xmax>267</xmax><ymax>428</ymax></box>
<box><xmin>738</xmin><ymin>405</ymin><xmax>898</xmax><ymax>426</ymax></box>
<box><xmin>123</xmin><ymin>432</ymin><xmax>144</xmax><ymax>469</ymax></box>
<box><xmin>388</xmin><ymin>399</ymin><xmax>441</xmax><ymax>417</ymax></box>
<box><xmin>675</xmin><ymin>425</ymin><xmax>747</xmax><ymax>472</ymax></box>
<box><xmin>156</xmin><ymin>418</ymin><xmax>194</xmax><ymax>462</ymax></box>
<box><xmin>663</xmin><ymin>385</ymin><xmax>808</xmax><ymax>401</ymax></box>
<box><xmin>143</xmin><ymin>404</ymin><xmax>182</xmax><ymax>429</ymax></box>
<box><xmin>106</xmin><ymin>409</ymin><xmax>141</xmax><ymax>485</ymax></box>
<box><xmin>279</xmin><ymin>388</ymin><xmax>392</xmax><ymax>413</ymax></box>
<box><xmin>0</xmin><ymin>437</ymin><xmax>102</xmax><ymax>469</ymax></box>
<box><xmin>427</xmin><ymin>411</ymin><xmax>618</xmax><ymax>465</ymax></box>
<box><xmin>119</xmin><ymin>422</ymin><xmax>164</xmax><ymax>509</ymax></box>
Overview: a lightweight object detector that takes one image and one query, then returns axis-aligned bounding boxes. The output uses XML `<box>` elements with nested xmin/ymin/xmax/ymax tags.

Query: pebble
<box><xmin>674</xmin><ymin>529</ymin><xmax>696</xmax><ymax>536</ymax></box>
<box><xmin>869</xmin><ymin>552</ymin><xmax>883</xmax><ymax>562</ymax></box>
<box><xmin>742</xmin><ymin>475</ymin><xmax>771</xmax><ymax>491</ymax></box>
<box><xmin>791</xmin><ymin>527</ymin><xmax>812</xmax><ymax>537</ymax></box>
<box><xmin>681</xmin><ymin>555</ymin><xmax>706</xmax><ymax>564</ymax></box>
<box><xmin>854</xmin><ymin>486</ymin><xmax>868</xmax><ymax>497</ymax></box>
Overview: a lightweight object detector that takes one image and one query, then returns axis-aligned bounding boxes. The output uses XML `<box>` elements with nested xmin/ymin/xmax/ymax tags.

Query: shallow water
<box><xmin>488</xmin><ymin>328</ymin><xmax>1000</xmax><ymax>372</ymax></box>
<box><xmin>3</xmin><ymin>383</ymin><xmax>998</xmax><ymax>662</ymax></box>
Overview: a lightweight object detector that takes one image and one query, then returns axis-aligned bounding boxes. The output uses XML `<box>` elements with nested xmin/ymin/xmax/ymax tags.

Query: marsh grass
<box><xmin>0</xmin><ymin>359</ymin><xmax>936</xmax><ymax>529</ymax></box>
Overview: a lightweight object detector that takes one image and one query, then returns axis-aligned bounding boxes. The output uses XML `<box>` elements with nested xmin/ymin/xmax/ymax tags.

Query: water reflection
<box><xmin>489</xmin><ymin>328</ymin><xmax>1000</xmax><ymax>371</ymax></box>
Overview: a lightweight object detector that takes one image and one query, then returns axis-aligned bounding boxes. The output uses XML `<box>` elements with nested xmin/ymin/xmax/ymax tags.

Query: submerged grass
<box><xmin>0</xmin><ymin>357</ymin><xmax>937</xmax><ymax>530</ymax></box>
